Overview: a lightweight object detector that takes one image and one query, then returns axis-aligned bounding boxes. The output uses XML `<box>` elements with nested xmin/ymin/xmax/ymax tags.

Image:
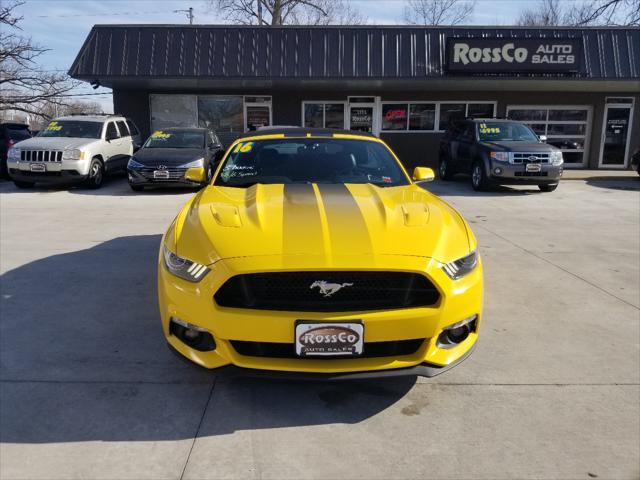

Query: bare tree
<box><xmin>288</xmin><ymin>0</ymin><xmax>367</xmax><ymax>25</ymax></box>
<box><xmin>22</xmin><ymin>101</ymin><xmax>104</xmax><ymax>130</ymax></box>
<box><xmin>211</xmin><ymin>0</ymin><xmax>365</xmax><ymax>25</ymax></box>
<box><xmin>403</xmin><ymin>0</ymin><xmax>475</xmax><ymax>26</ymax></box>
<box><xmin>0</xmin><ymin>1</ymin><xmax>79</xmax><ymax>120</ymax></box>
<box><xmin>517</xmin><ymin>0</ymin><xmax>639</xmax><ymax>26</ymax></box>
<box><xmin>516</xmin><ymin>0</ymin><xmax>563</xmax><ymax>26</ymax></box>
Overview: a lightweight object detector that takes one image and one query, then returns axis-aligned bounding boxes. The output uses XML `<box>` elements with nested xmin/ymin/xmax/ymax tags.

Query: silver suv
<box><xmin>7</xmin><ymin>115</ymin><xmax>141</xmax><ymax>189</ymax></box>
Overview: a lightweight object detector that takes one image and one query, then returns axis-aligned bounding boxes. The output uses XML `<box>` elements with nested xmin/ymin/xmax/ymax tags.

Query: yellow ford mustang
<box><xmin>158</xmin><ymin>128</ymin><xmax>483</xmax><ymax>378</ymax></box>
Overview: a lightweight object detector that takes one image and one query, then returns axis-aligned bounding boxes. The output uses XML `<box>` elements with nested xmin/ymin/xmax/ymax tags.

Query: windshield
<box><xmin>38</xmin><ymin>121</ymin><xmax>102</xmax><ymax>139</ymax></box>
<box><xmin>144</xmin><ymin>130</ymin><xmax>205</xmax><ymax>149</ymax></box>
<box><xmin>477</xmin><ymin>122</ymin><xmax>539</xmax><ymax>142</ymax></box>
<box><xmin>214</xmin><ymin>138</ymin><xmax>410</xmax><ymax>188</ymax></box>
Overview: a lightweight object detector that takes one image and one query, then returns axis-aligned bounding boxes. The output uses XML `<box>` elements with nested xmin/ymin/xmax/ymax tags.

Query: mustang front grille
<box><xmin>214</xmin><ymin>271</ymin><xmax>440</xmax><ymax>312</ymax></box>
<box><xmin>20</xmin><ymin>150</ymin><xmax>62</xmax><ymax>162</ymax></box>
<box><xmin>230</xmin><ymin>338</ymin><xmax>426</xmax><ymax>359</ymax></box>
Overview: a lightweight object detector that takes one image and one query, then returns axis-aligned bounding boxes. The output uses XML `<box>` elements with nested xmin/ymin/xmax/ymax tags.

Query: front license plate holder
<box><xmin>526</xmin><ymin>163</ymin><xmax>542</xmax><ymax>173</ymax></box>
<box><xmin>154</xmin><ymin>170</ymin><xmax>169</xmax><ymax>179</ymax></box>
<box><xmin>30</xmin><ymin>163</ymin><xmax>46</xmax><ymax>172</ymax></box>
<box><xmin>295</xmin><ymin>320</ymin><xmax>364</xmax><ymax>357</ymax></box>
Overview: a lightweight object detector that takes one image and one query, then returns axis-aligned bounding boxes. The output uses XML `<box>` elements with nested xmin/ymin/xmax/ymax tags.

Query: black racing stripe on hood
<box><xmin>282</xmin><ymin>184</ymin><xmax>324</xmax><ymax>254</ymax></box>
<box><xmin>317</xmin><ymin>184</ymin><xmax>373</xmax><ymax>255</ymax></box>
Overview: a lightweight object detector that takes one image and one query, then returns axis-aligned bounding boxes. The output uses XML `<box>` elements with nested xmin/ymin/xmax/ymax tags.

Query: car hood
<box><xmin>169</xmin><ymin>183</ymin><xmax>474</xmax><ymax>265</ymax></box>
<box><xmin>13</xmin><ymin>137</ymin><xmax>98</xmax><ymax>150</ymax></box>
<box><xmin>479</xmin><ymin>141</ymin><xmax>559</xmax><ymax>152</ymax></box>
<box><xmin>134</xmin><ymin>148</ymin><xmax>205</xmax><ymax>166</ymax></box>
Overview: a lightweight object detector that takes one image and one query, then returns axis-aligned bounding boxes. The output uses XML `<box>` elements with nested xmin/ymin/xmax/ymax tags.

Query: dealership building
<box><xmin>69</xmin><ymin>25</ymin><xmax>639</xmax><ymax>170</ymax></box>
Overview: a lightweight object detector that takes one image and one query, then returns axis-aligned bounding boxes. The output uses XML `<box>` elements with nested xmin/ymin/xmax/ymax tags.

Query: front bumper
<box><xmin>158</xmin><ymin>252</ymin><xmax>483</xmax><ymax>377</ymax></box>
<box><xmin>8</xmin><ymin>168</ymin><xmax>88</xmax><ymax>184</ymax></box>
<box><xmin>489</xmin><ymin>161</ymin><xmax>563</xmax><ymax>185</ymax></box>
<box><xmin>128</xmin><ymin>168</ymin><xmax>200</xmax><ymax>188</ymax></box>
<box><xmin>7</xmin><ymin>158</ymin><xmax>91</xmax><ymax>184</ymax></box>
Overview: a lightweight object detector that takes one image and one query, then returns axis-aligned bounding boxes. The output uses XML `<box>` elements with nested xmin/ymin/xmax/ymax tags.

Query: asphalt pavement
<box><xmin>1</xmin><ymin>175</ymin><xmax>638</xmax><ymax>480</ymax></box>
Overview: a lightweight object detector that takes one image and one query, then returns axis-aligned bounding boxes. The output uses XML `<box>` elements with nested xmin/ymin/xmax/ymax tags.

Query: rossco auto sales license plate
<box><xmin>295</xmin><ymin>321</ymin><xmax>364</xmax><ymax>357</ymax></box>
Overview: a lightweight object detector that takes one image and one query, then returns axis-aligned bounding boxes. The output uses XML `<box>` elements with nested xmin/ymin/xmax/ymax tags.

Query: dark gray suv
<box><xmin>439</xmin><ymin>119</ymin><xmax>564</xmax><ymax>192</ymax></box>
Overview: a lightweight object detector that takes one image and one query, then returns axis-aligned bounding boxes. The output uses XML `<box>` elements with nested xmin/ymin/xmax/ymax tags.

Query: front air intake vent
<box><xmin>214</xmin><ymin>271</ymin><xmax>440</xmax><ymax>312</ymax></box>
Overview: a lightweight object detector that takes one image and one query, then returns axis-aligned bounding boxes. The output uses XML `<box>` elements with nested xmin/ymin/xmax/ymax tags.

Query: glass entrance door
<box><xmin>244</xmin><ymin>103</ymin><xmax>271</xmax><ymax>131</ymax></box>
<box><xmin>349</xmin><ymin>105</ymin><xmax>374</xmax><ymax>133</ymax></box>
<box><xmin>599</xmin><ymin>104</ymin><xmax>633</xmax><ymax>167</ymax></box>
<box><xmin>347</xmin><ymin>98</ymin><xmax>381</xmax><ymax>135</ymax></box>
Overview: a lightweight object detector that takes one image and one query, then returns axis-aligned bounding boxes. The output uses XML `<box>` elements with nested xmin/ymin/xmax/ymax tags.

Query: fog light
<box><xmin>437</xmin><ymin>315</ymin><xmax>478</xmax><ymax>349</ymax></box>
<box><xmin>494</xmin><ymin>167</ymin><xmax>503</xmax><ymax>175</ymax></box>
<box><xmin>169</xmin><ymin>317</ymin><xmax>216</xmax><ymax>352</ymax></box>
<box><xmin>183</xmin><ymin>328</ymin><xmax>202</xmax><ymax>341</ymax></box>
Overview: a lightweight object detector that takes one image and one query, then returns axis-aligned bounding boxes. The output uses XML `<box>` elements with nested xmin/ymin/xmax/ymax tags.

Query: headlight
<box><xmin>181</xmin><ymin>158</ymin><xmax>204</xmax><ymax>168</ymax></box>
<box><xmin>127</xmin><ymin>157</ymin><xmax>145</xmax><ymax>169</ymax></box>
<box><xmin>7</xmin><ymin>148</ymin><xmax>20</xmax><ymax>161</ymax></box>
<box><xmin>162</xmin><ymin>245</ymin><xmax>210</xmax><ymax>282</ymax></box>
<box><xmin>490</xmin><ymin>151</ymin><xmax>509</xmax><ymax>162</ymax></box>
<box><xmin>550</xmin><ymin>151</ymin><xmax>563</xmax><ymax>166</ymax></box>
<box><xmin>62</xmin><ymin>149</ymin><xmax>83</xmax><ymax>160</ymax></box>
<box><xmin>442</xmin><ymin>250</ymin><xmax>478</xmax><ymax>280</ymax></box>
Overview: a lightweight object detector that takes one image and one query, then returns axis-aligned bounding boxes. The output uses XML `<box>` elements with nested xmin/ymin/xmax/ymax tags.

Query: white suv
<box><xmin>7</xmin><ymin>115</ymin><xmax>141</xmax><ymax>189</ymax></box>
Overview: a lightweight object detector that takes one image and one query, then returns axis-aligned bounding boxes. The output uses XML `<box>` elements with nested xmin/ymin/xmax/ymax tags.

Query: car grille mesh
<box><xmin>20</xmin><ymin>150</ymin><xmax>62</xmax><ymax>162</ymax></box>
<box><xmin>214</xmin><ymin>271</ymin><xmax>440</xmax><ymax>312</ymax></box>
<box><xmin>137</xmin><ymin>167</ymin><xmax>187</xmax><ymax>181</ymax></box>
<box><xmin>230</xmin><ymin>339</ymin><xmax>425</xmax><ymax>359</ymax></box>
<box><xmin>511</xmin><ymin>152</ymin><xmax>551</xmax><ymax>164</ymax></box>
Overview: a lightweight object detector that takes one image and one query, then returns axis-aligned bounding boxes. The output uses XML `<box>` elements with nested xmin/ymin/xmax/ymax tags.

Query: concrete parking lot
<box><xmin>1</xmin><ymin>176</ymin><xmax>638</xmax><ymax>480</ymax></box>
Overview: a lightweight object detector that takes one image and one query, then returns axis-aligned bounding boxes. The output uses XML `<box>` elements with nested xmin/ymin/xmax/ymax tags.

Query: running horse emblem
<box><xmin>309</xmin><ymin>280</ymin><xmax>354</xmax><ymax>297</ymax></box>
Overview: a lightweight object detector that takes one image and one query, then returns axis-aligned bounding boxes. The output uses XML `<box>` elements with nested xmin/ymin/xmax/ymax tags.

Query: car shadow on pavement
<box><xmin>585</xmin><ymin>179</ymin><xmax>640</xmax><ymax>191</ymax></box>
<box><xmin>0</xmin><ymin>235</ymin><xmax>415</xmax><ymax>444</ymax></box>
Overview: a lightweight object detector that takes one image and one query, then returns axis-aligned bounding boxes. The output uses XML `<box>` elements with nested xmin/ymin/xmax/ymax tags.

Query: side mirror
<box><xmin>185</xmin><ymin>167</ymin><xmax>206</xmax><ymax>184</ymax></box>
<box><xmin>412</xmin><ymin>167</ymin><xmax>435</xmax><ymax>182</ymax></box>
<box><xmin>539</xmin><ymin>135</ymin><xmax>547</xmax><ymax>142</ymax></box>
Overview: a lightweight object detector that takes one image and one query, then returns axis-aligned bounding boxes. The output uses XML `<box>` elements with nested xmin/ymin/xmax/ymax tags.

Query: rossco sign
<box><xmin>446</xmin><ymin>38</ymin><xmax>582</xmax><ymax>73</ymax></box>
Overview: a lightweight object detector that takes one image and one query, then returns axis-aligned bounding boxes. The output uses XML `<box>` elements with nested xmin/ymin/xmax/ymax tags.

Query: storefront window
<box><xmin>303</xmin><ymin>102</ymin><xmax>345</xmax><ymax>129</ymax></box>
<box><xmin>439</xmin><ymin>103</ymin><xmax>466</xmax><ymax>132</ymax></box>
<box><xmin>409</xmin><ymin>104</ymin><xmax>435</xmax><ymax>130</ymax></box>
<box><xmin>507</xmin><ymin>109</ymin><xmax>547</xmax><ymax>121</ymax></box>
<box><xmin>548</xmin><ymin>110</ymin><xmax>588</xmax><ymax>121</ymax></box>
<box><xmin>324</xmin><ymin>104</ymin><xmax>345</xmax><ymax>129</ymax></box>
<box><xmin>381</xmin><ymin>101</ymin><xmax>494</xmax><ymax>132</ymax></box>
<box><xmin>150</xmin><ymin>95</ymin><xmax>197</xmax><ymax>131</ymax></box>
<box><xmin>198</xmin><ymin>96</ymin><xmax>243</xmax><ymax>133</ymax></box>
<box><xmin>507</xmin><ymin>105</ymin><xmax>591</xmax><ymax>166</ymax></box>
<box><xmin>467</xmin><ymin>103</ymin><xmax>495</xmax><ymax>119</ymax></box>
<box><xmin>304</xmin><ymin>103</ymin><xmax>323</xmax><ymax>128</ymax></box>
<box><xmin>382</xmin><ymin>104</ymin><xmax>408</xmax><ymax>130</ymax></box>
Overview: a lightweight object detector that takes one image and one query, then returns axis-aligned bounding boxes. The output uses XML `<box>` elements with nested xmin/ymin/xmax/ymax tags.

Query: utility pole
<box><xmin>257</xmin><ymin>0</ymin><xmax>263</xmax><ymax>25</ymax></box>
<box><xmin>174</xmin><ymin>6</ymin><xmax>194</xmax><ymax>24</ymax></box>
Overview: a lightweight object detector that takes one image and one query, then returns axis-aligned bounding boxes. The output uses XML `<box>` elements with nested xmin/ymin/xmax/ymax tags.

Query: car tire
<box><xmin>85</xmin><ymin>158</ymin><xmax>104</xmax><ymax>189</ymax></box>
<box><xmin>471</xmin><ymin>161</ymin><xmax>490</xmax><ymax>191</ymax></box>
<box><xmin>129</xmin><ymin>184</ymin><xmax>144</xmax><ymax>192</ymax></box>
<box><xmin>13</xmin><ymin>180</ymin><xmax>35</xmax><ymax>189</ymax></box>
<box><xmin>538</xmin><ymin>183</ymin><xmax>558</xmax><ymax>192</ymax></box>
<box><xmin>439</xmin><ymin>155</ymin><xmax>453</xmax><ymax>181</ymax></box>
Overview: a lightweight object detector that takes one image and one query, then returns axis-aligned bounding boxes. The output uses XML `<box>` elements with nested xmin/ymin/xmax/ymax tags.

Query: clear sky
<box><xmin>11</xmin><ymin>0</ymin><xmax>583</xmax><ymax>112</ymax></box>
